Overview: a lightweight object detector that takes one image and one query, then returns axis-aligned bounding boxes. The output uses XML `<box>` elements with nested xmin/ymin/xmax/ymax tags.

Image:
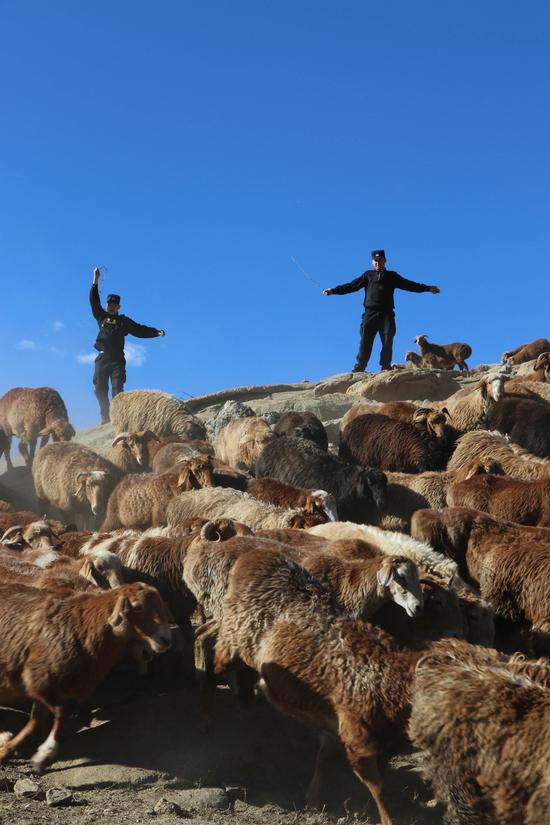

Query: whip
<box><xmin>290</xmin><ymin>256</ymin><xmax>323</xmax><ymax>291</ymax></box>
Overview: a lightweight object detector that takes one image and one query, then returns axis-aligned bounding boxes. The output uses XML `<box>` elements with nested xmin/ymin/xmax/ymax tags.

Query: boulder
<box><xmin>345</xmin><ymin>369</ymin><xmax>460</xmax><ymax>402</ymax></box>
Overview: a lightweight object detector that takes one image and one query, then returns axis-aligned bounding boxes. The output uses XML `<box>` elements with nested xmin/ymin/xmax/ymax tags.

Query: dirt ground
<box><xmin>0</xmin><ymin>672</ymin><xmax>443</xmax><ymax>825</ymax></box>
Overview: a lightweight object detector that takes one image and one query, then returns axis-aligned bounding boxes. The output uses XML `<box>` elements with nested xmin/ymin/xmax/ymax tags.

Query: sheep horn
<box><xmin>439</xmin><ymin>407</ymin><xmax>452</xmax><ymax>420</ymax></box>
<box><xmin>200</xmin><ymin>521</ymin><xmax>222</xmax><ymax>542</ymax></box>
<box><xmin>412</xmin><ymin>408</ymin><xmax>431</xmax><ymax>422</ymax></box>
<box><xmin>1</xmin><ymin>525</ymin><xmax>24</xmax><ymax>544</ymax></box>
<box><xmin>76</xmin><ymin>471</ymin><xmax>90</xmax><ymax>481</ymax></box>
<box><xmin>112</xmin><ymin>432</ymin><xmax>131</xmax><ymax>447</ymax></box>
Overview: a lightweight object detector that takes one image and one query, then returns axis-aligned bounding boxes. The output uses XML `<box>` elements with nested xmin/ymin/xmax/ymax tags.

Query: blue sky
<box><xmin>1</xmin><ymin>1</ymin><xmax>548</xmax><ymax>428</ymax></box>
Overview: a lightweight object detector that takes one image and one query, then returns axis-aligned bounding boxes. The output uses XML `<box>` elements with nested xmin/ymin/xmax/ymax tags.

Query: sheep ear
<box><xmin>376</xmin><ymin>562</ymin><xmax>393</xmax><ymax>596</ymax></box>
<box><xmin>142</xmin><ymin>430</ymin><xmax>161</xmax><ymax>443</ymax></box>
<box><xmin>109</xmin><ymin>596</ymin><xmax>132</xmax><ymax>629</ymax></box>
<box><xmin>80</xmin><ymin>558</ymin><xmax>102</xmax><ymax>587</ymax></box>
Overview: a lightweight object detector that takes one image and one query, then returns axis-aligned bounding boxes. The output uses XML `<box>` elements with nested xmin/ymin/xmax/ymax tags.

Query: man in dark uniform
<box><xmin>90</xmin><ymin>266</ymin><xmax>166</xmax><ymax>423</ymax></box>
<box><xmin>323</xmin><ymin>249</ymin><xmax>440</xmax><ymax>372</ymax></box>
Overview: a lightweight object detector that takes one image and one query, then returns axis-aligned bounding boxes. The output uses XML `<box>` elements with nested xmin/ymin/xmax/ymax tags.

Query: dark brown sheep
<box><xmin>409</xmin><ymin>649</ymin><xmax>550</xmax><ymax>825</ymax></box>
<box><xmin>273</xmin><ymin>411</ymin><xmax>329</xmax><ymax>451</ymax></box>
<box><xmin>487</xmin><ymin>396</ymin><xmax>550</xmax><ymax>459</ymax></box>
<box><xmin>255</xmin><ymin>436</ymin><xmax>388</xmax><ymax>523</ymax></box>
<box><xmin>339</xmin><ymin>411</ymin><xmax>455</xmax><ymax>473</ymax></box>
<box><xmin>151</xmin><ymin>440</ymin><xmax>215</xmax><ymax>474</ymax></box>
<box><xmin>411</xmin><ymin>506</ymin><xmax>550</xmax><ymax>653</ymax></box>
<box><xmin>414</xmin><ymin>335</ymin><xmax>472</xmax><ymax>370</ymax></box>
<box><xmin>501</xmin><ymin>336</ymin><xmax>550</xmax><ymax>365</ymax></box>
<box><xmin>447</xmin><ymin>473</ymin><xmax>550</xmax><ymax>527</ymax></box>
<box><xmin>246</xmin><ymin>478</ymin><xmax>338</xmax><ymax>521</ymax></box>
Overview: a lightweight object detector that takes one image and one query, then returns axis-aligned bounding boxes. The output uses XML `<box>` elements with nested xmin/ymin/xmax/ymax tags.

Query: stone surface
<box><xmin>45</xmin><ymin>786</ymin><xmax>75</xmax><ymax>807</ymax></box>
<box><xmin>345</xmin><ymin>368</ymin><xmax>461</xmax><ymax>402</ymax></box>
<box><xmin>313</xmin><ymin>372</ymin><xmax>368</xmax><ymax>397</ymax></box>
<box><xmin>176</xmin><ymin>787</ymin><xmax>230</xmax><ymax>812</ymax></box>
<box><xmin>153</xmin><ymin>797</ymin><xmax>188</xmax><ymax>817</ymax></box>
<box><xmin>14</xmin><ymin>778</ymin><xmax>42</xmax><ymax>799</ymax></box>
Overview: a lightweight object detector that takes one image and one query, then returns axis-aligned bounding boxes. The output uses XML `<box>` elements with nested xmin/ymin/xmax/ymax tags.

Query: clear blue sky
<box><xmin>1</xmin><ymin>1</ymin><xmax>548</xmax><ymax>428</ymax></box>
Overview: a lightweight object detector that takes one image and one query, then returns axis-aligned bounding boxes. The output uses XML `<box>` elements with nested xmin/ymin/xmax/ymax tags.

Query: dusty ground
<box><xmin>0</xmin><ymin>673</ymin><xmax>442</xmax><ymax>825</ymax></box>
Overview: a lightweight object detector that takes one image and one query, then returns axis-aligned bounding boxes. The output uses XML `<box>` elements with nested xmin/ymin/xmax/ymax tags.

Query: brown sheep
<box><xmin>273</xmin><ymin>411</ymin><xmax>328</xmax><ymax>451</ymax></box>
<box><xmin>100</xmin><ymin>455</ymin><xmax>216</xmax><ymax>530</ymax></box>
<box><xmin>0</xmin><ymin>582</ymin><xmax>172</xmax><ymax>771</ymax></box>
<box><xmin>340</xmin><ymin>411</ymin><xmax>455</xmax><ymax>473</ymax></box>
<box><xmin>0</xmin><ymin>387</ymin><xmax>75</xmax><ymax>465</ymax></box>
<box><xmin>151</xmin><ymin>439</ymin><xmax>215</xmax><ymax>474</ymax></box>
<box><xmin>32</xmin><ymin>442</ymin><xmax>121</xmax><ymax>530</ymax></box>
<box><xmin>246</xmin><ymin>478</ymin><xmax>338</xmax><ymax>521</ymax></box>
<box><xmin>409</xmin><ymin>649</ymin><xmax>550</xmax><ymax>825</ymax></box>
<box><xmin>106</xmin><ymin>430</ymin><xmax>161</xmax><ymax>473</ymax></box>
<box><xmin>212</xmin><ymin>546</ymin><xmax>436</xmax><ymax>825</ymax></box>
<box><xmin>448</xmin><ymin>429</ymin><xmax>550</xmax><ymax>480</ymax></box>
<box><xmin>448</xmin><ymin>473</ymin><xmax>550</xmax><ymax>527</ymax></box>
<box><xmin>405</xmin><ymin>351</ymin><xmax>424</xmax><ymax>368</ymax></box>
<box><xmin>411</xmin><ymin>506</ymin><xmax>550</xmax><ymax>652</ymax></box>
<box><xmin>414</xmin><ymin>334</ymin><xmax>472</xmax><ymax>370</ymax></box>
<box><xmin>501</xmin><ymin>336</ymin><xmax>550</xmax><ymax>365</ymax></box>
<box><xmin>340</xmin><ymin>401</ymin><xmax>420</xmax><ymax>433</ymax></box>
<box><xmin>216</xmin><ymin>416</ymin><xmax>274</xmax><ymax>472</ymax></box>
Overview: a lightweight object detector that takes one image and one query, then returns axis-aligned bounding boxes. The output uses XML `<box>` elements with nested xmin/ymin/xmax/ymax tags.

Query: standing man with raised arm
<box><xmin>324</xmin><ymin>249</ymin><xmax>440</xmax><ymax>372</ymax></box>
<box><xmin>90</xmin><ymin>267</ymin><xmax>166</xmax><ymax>424</ymax></box>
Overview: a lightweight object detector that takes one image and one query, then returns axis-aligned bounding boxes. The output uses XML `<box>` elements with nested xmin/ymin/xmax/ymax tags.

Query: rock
<box><xmin>177</xmin><ymin>787</ymin><xmax>230</xmax><ymax>812</ymax></box>
<box><xmin>45</xmin><ymin>786</ymin><xmax>74</xmax><ymax>807</ymax></box>
<box><xmin>314</xmin><ymin>372</ymin><xmax>368</xmax><ymax>397</ymax></box>
<box><xmin>153</xmin><ymin>797</ymin><xmax>188</xmax><ymax>817</ymax></box>
<box><xmin>345</xmin><ymin>369</ymin><xmax>460</xmax><ymax>402</ymax></box>
<box><xmin>322</xmin><ymin>418</ymin><xmax>342</xmax><ymax>448</ymax></box>
<box><xmin>207</xmin><ymin>400</ymin><xmax>256</xmax><ymax>442</ymax></box>
<box><xmin>14</xmin><ymin>778</ymin><xmax>42</xmax><ymax>799</ymax></box>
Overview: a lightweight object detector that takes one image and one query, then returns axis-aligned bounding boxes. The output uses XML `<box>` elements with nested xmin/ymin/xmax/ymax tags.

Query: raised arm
<box><xmin>90</xmin><ymin>267</ymin><xmax>107</xmax><ymax>322</ymax></box>
<box><xmin>393</xmin><ymin>273</ymin><xmax>440</xmax><ymax>294</ymax></box>
<box><xmin>323</xmin><ymin>272</ymin><xmax>368</xmax><ymax>296</ymax></box>
<box><xmin>126</xmin><ymin>317</ymin><xmax>166</xmax><ymax>339</ymax></box>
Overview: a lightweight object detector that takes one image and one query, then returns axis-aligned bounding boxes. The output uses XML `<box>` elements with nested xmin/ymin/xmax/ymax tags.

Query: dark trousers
<box><xmin>93</xmin><ymin>353</ymin><xmax>126</xmax><ymax>423</ymax></box>
<box><xmin>354</xmin><ymin>310</ymin><xmax>396</xmax><ymax>370</ymax></box>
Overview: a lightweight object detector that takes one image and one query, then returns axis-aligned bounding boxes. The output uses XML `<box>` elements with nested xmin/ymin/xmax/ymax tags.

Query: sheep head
<box><xmin>82</xmin><ymin>550</ymin><xmax>125</xmax><ymax>589</ymax></box>
<box><xmin>39</xmin><ymin>418</ymin><xmax>76</xmax><ymax>442</ymax></box>
<box><xmin>108</xmin><ymin>583</ymin><xmax>173</xmax><ymax>654</ymax></box>
<box><xmin>357</xmin><ymin>467</ymin><xmax>387</xmax><ymax>512</ymax></box>
<box><xmin>376</xmin><ymin>557</ymin><xmax>423</xmax><ymax>618</ymax></box>
<box><xmin>176</xmin><ymin>455</ymin><xmax>215</xmax><ymax>492</ymax></box>
<box><xmin>75</xmin><ymin>470</ymin><xmax>111</xmax><ymax>515</ymax></box>
<box><xmin>112</xmin><ymin>431</ymin><xmax>156</xmax><ymax>468</ymax></box>
<box><xmin>534</xmin><ymin>351</ymin><xmax>550</xmax><ymax>372</ymax></box>
<box><xmin>307</xmin><ymin>490</ymin><xmax>338</xmax><ymax>522</ymax></box>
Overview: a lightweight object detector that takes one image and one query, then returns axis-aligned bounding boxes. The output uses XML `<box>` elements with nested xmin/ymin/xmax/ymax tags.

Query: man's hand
<box><xmin>157</xmin><ymin>330</ymin><xmax>166</xmax><ymax>337</ymax></box>
<box><xmin>428</xmin><ymin>286</ymin><xmax>440</xmax><ymax>294</ymax></box>
<box><xmin>323</xmin><ymin>288</ymin><xmax>334</xmax><ymax>296</ymax></box>
<box><xmin>93</xmin><ymin>267</ymin><xmax>100</xmax><ymax>286</ymax></box>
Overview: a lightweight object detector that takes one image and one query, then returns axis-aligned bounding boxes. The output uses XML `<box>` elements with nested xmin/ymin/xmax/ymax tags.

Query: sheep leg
<box><xmin>28</xmin><ymin>438</ymin><xmax>37</xmax><ymax>463</ymax></box>
<box><xmin>305</xmin><ymin>732</ymin><xmax>341</xmax><ymax>808</ymax></box>
<box><xmin>32</xmin><ymin>705</ymin><xmax>67</xmax><ymax>772</ymax></box>
<box><xmin>18</xmin><ymin>438</ymin><xmax>31</xmax><ymax>465</ymax></box>
<box><xmin>0</xmin><ymin>712</ymin><xmax>42</xmax><ymax>765</ymax></box>
<box><xmin>339</xmin><ymin>711</ymin><xmax>393</xmax><ymax>825</ymax></box>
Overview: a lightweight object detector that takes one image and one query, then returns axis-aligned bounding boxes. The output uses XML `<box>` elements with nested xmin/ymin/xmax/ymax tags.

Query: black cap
<box><xmin>371</xmin><ymin>249</ymin><xmax>386</xmax><ymax>260</ymax></box>
<box><xmin>106</xmin><ymin>294</ymin><xmax>121</xmax><ymax>304</ymax></box>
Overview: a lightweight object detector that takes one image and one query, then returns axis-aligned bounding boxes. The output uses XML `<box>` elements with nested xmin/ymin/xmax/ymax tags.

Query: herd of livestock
<box><xmin>0</xmin><ymin>336</ymin><xmax>550</xmax><ymax>825</ymax></box>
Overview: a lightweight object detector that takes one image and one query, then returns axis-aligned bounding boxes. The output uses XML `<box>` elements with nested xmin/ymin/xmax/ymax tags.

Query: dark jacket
<box><xmin>90</xmin><ymin>285</ymin><xmax>160</xmax><ymax>358</ymax></box>
<box><xmin>331</xmin><ymin>269</ymin><xmax>430</xmax><ymax>312</ymax></box>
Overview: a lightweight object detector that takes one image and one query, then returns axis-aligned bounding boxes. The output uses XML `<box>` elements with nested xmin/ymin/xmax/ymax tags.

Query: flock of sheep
<box><xmin>0</xmin><ymin>335</ymin><xmax>549</xmax><ymax>825</ymax></box>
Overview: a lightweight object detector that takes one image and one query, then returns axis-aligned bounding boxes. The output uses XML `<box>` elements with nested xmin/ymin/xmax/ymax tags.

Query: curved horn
<box><xmin>112</xmin><ymin>432</ymin><xmax>131</xmax><ymax>447</ymax></box>
<box><xmin>1</xmin><ymin>525</ymin><xmax>25</xmax><ymax>545</ymax></box>
<box><xmin>439</xmin><ymin>406</ymin><xmax>452</xmax><ymax>420</ymax></box>
<box><xmin>412</xmin><ymin>407</ymin><xmax>432</xmax><ymax>422</ymax></box>
<box><xmin>76</xmin><ymin>471</ymin><xmax>90</xmax><ymax>482</ymax></box>
<box><xmin>200</xmin><ymin>521</ymin><xmax>222</xmax><ymax>542</ymax></box>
